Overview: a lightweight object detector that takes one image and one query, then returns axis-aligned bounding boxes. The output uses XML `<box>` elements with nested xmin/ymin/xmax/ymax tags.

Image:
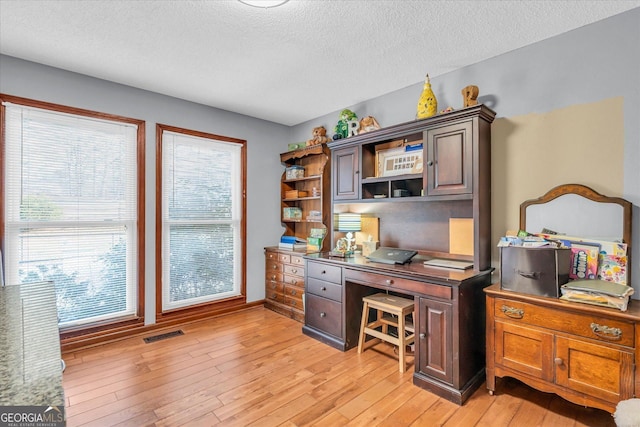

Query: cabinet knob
<box><xmin>321</xmin><ymin>270</ymin><xmax>326</xmax><ymax>275</ymax></box>
<box><xmin>291</xmin><ymin>301</ymin><xmax>297</xmax><ymax>306</ymax></box>
<box><xmin>386</xmin><ymin>279</ymin><xmax>393</xmax><ymax>285</ymax></box>
<box><xmin>320</xmin><ymin>312</ymin><xmax>326</xmax><ymax>318</ymax></box>
<box><xmin>554</xmin><ymin>357</ymin><xmax>564</xmax><ymax>366</ymax></box>
<box><xmin>419</xmin><ymin>333</ymin><xmax>426</xmax><ymax>339</ymax></box>
<box><xmin>321</xmin><ymin>286</ymin><xmax>327</xmax><ymax>291</ymax></box>
<box><xmin>292</xmin><ymin>269</ymin><xmax>298</xmax><ymax>274</ymax></box>
<box><xmin>427</xmin><ymin>160</ymin><xmax>434</xmax><ymax>167</ymax></box>
<box><xmin>291</xmin><ymin>289</ymin><xmax>297</xmax><ymax>296</ymax></box>
<box><xmin>272</xmin><ymin>265</ymin><xmax>278</xmax><ymax>269</ymax></box>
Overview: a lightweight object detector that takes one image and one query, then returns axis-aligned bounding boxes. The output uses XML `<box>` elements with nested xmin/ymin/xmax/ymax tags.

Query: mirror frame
<box><xmin>520</xmin><ymin>183</ymin><xmax>632</xmax><ymax>286</ymax></box>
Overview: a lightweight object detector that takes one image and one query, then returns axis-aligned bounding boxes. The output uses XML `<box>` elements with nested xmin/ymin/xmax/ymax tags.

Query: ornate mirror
<box><xmin>520</xmin><ymin>183</ymin><xmax>632</xmax><ymax>286</ymax></box>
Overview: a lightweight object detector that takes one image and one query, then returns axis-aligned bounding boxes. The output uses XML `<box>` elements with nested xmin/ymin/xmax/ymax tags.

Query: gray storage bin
<box><xmin>500</xmin><ymin>247</ymin><xmax>571</xmax><ymax>297</ymax></box>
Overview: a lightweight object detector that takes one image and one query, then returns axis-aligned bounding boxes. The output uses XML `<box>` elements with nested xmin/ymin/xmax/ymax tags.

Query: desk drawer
<box><xmin>345</xmin><ymin>269</ymin><xmax>452</xmax><ymax>300</ymax></box>
<box><xmin>306</xmin><ymin>294</ymin><xmax>342</xmax><ymax>338</ymax></box>
<box><xmin>307</xmin><ymin>277</ymin><xmax>342</xmax><ymax>302</ymax></box>
<box><xmin>494</xmin><ymin>298</ymin><xmax>635</xmax><ymax>347</ymax></box>
<box><xmin>284</xmin><ymin>284</ymin><xmax>304</xmax><ymax>310</ymax></box>
<box><xmin>307</xmin><ymin>261</ymin><xmax>342</xmax><ymax>284</ymax></box>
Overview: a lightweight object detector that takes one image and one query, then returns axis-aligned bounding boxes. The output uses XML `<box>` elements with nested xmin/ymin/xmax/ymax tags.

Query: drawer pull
<box><xmin>272</xmin><ymin>265</ymin><xmax>278</xmax><ymax>269</ymax></box>
<box><xmin>554</xmin><ymin>357</ymin><xmax>564</xmax><ymax>366</ymax></box>
<box><xmin>320</xmin><ymin>312</ymin><xmax>326</xmax><ymax>318</ymax></box>
<box><xmin>517</xmin><ymin>270</ymin><xmax>540</xmax><ymax>280</ymax></box>
<box><xmin>321</xmin><ymin>286</ymin><xmax>327</xmax><ymax>291</ymax></box>
<box><xmin>386</xmin><ymin>279</ymin><xmax>393</xmax><ymax>285</ymax></box>
<box><xmin>291</xmin><ymin>279</ymin><xmax>298</xmax><ymax>285</ymax></box>
<box><xmin>321</xmin><ymin>270</ymin><xmax>326</xmax><ymax>275</ymax></box>
<box><xmin>419</xmin><ymin>333</ymin><xmax>426</xmax><ymax>339</ymax></box>
<box><xmin>501</xmin><ymin>305</ymin><xmax>524</xmax><ymax>319</ymax></box>
<box><xmin>292</xmin><ymin>269</ymin><xmax>298</xmax><ymax>274</ymax></box>
<box><xmin>291</xmin><ymin>301</ymin><xmax>297</xmax><ymax>306</ymax></box>
<box><xmin>590</xmin><ymin>323</ymin><xmax>622</xmax><ymax>340</ymax></box>
<box><xmin>290</xmin><ymin>289</ymin><xmax>297</xmax><ymax>296</ymax></box>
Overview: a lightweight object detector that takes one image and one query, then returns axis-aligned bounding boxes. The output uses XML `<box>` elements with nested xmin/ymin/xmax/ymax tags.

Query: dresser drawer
<box><xmin>266</xmin><ymin>260</ymin><xmax>284</xmax><ymax>273</ymax></box>
<box><xmin>494</xmin><ymin>298</ymin><xmax>635</xmax><ymax>347</ymax></box>
<box><xmin>266</xmin><ymin>280</ymin><xmax>283</xmax><ymax>293</ymax></box>
<box><xmin>266</xmin><ymin>250</ymin><xmax>279</xmax><ymax>261</ymax></box>
<box><xmin>284</xmin><ymin>283</ymin><xmax>304</xmax><ymax>299</ymax></box>
<box><xmin>284</xmin><ymin>287</ymin><xmax>304</xmax><ymax>311</ymax></box>
<box><xmin>284</xmin><ymin>264</ymin><xmax>305</xmax><ymax>277</ymax></box>
<box><xmin>307</xmin><ymin>277</ymin><xmax>342</xmax><ymax>302</ymax></box>
<box><xmin>265</xmin><ymin>271</ymin><xmax>283</xmax><ymax>283</ymax></box>
<box><xmin>306</xmin><ymin>294</ymin><xmax>342</xmax><ymax>338</ymax></box>
<box><xmin>291</xmin><ymin>255</ymin><xmax>305</xmax><ymax>267</ymax></box>
<box><xmin>266</xmin><ymin>285</ymin><xmax>284</xmax><ymax>303</ymax></box>
<box><xmin>307</xmin><ymin>261</ymin><xmax>342</xmax><ymax>283</ymax></box>
<box><xmin>283</xmin><ymin>274</ymin><xmax>303</xmax><ymax>287</ymax></box>
<box><xmin>278</xmin><ymin>253</ymin><xmax>291</xmax><ymax>263</ymax></box>
<box><xmin>345</xmin><ymin>269</ymin><xmax>451</xmax><ymax>300</ymax></box>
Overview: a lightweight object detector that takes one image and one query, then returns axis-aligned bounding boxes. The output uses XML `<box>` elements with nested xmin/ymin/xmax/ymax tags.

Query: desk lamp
<box><xmin>331</xmin><ymin>213</ymin><xmax>361</xmax><ymax>257</ymax></box>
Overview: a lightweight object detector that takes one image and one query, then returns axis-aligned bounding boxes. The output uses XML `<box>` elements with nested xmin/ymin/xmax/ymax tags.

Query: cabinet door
<box><xmin>555</xmin><ymin>336</ymin><xmax>634</xmax><ymax>405</ymax></box>
<box><xmin>425</xmin><ymin>121</ymin><xmax>472</xmax><ymax>196</ymax></box>
<box><xmin>494</xmin><ymin>320</ymin><xmax>554</xmax><ymax>382</ymax></box>
<box><xmin>333</xmin><ymin>146</ymin><xmax>359</xmax><ymax>200</ymax></box>
<box><xmin>418</xmin><ymin>297</ymin><xmax>453</xmax><ymax>384</ymax></box>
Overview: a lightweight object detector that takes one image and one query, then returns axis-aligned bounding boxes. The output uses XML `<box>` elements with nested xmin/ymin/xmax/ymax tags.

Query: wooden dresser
<box><xmin>485</xmin><ymin>284</ymin><xmax>640</xmax><ymax>413</ymax></box>
<box><xmin>264</xmin><ymin>247</ymin><xmax>306</xmax><ymax>323</ymax></box>
<box><xmin>486</xmin><ymin>184</ymin><xmax>636</xmax><ymax>413</ymax></box>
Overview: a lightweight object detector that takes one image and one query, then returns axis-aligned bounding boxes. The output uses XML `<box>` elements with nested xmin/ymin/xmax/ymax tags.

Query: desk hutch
<box><xmin>302</xmin><ymin>105</ymin><xmax>496</xmax><ymax>404</ymax></box>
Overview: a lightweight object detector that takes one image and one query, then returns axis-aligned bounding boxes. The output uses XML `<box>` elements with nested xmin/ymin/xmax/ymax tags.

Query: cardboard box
<box><xmin>500</xmin><ymin>247</ymin><xmax>571</xmax><ymax>297</ymax></box>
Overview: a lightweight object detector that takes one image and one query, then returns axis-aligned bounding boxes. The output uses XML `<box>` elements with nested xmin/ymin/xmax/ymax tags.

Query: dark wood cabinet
<box><xmin>332</xmin><ymin>146</ymin><xmax>359</xmax><ymax>201</ymax></box>
<box><xmin>425</xmin><ymin>120</ymin><xmax>473</xmax><ymax>197</ymax></box>
<box><xmin>417</xmin><ymin>297</ymin><xmax>453</xmax><ymax>384</ymax></box>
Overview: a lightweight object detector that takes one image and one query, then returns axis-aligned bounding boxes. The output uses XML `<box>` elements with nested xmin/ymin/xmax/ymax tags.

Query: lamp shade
<box><xmin>238</xmin><ymin>0</ymin><xmax>289</xmax><ymax>8</ymax></box>
<box><xmin>336</xmin><ymin>213</ymin><xmax>361</xmax><ymax>232</ymax></box>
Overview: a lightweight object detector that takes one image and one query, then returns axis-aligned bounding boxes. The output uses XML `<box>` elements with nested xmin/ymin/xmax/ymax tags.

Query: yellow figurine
<box><xmin>416</xmin><ymin>74</ymin><xmax>438</xmax><ymax>119</ymax></box>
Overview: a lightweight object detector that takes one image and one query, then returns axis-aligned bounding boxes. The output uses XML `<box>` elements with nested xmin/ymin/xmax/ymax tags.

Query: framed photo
<box><xmin>376</xmin><ymin>147</ymin><xmax>423</xmax><ymax>177</ymax></box>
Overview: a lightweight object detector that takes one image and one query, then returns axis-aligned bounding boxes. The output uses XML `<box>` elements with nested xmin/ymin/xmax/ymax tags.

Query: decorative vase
<box><xmin>416</xmin><ymin>74</ymin><xmax>438</xmax><ymax>119</ymax></box>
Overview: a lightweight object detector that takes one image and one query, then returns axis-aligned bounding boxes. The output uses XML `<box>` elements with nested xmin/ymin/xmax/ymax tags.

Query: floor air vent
<box><xmin>143</xmin><ymin>330</ymin><xmax>184</xmax><ymax>343</ymax></box>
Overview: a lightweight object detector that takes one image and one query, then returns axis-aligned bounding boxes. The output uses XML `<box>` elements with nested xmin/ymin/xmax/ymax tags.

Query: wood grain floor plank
<box><xmin>61</xmin><ymin>307</ymin><xmax>619</xmax><ymax>427</ymax></box>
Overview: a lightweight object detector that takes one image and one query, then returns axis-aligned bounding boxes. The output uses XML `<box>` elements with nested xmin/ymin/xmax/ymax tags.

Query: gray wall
<box><xmin>0</xmin><ymin>55</ymin><xmax>286</xmax><ymax>323</ymax></box>
<box><xmin>290</xmin><ymin>8</ymin><xmax>640</xmax><ymax>297</ymax></box>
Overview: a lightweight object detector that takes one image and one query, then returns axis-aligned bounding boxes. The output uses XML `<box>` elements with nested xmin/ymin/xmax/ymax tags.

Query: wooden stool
<box><xmin>357</xmin><ymin>292</ymin><xmax>415</xmax><ymax>373</ymax></box>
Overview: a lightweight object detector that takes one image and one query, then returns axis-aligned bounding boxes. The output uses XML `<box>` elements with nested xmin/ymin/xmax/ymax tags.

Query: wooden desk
<box><xmin>302</xmin><ymin>253</ymin><xmax>492</xmax><ymax>405</ymax></box>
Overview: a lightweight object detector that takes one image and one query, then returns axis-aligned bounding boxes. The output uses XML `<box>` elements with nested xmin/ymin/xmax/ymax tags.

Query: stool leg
<box><xmin>398</xmin><ymin>313</ymin><xmax>406</xmax><ymax>373</ymax></box>
<box><xmin>357</xmin><ymin>301</ymin><xmax>369</xmax><ymax>354</ymax></box>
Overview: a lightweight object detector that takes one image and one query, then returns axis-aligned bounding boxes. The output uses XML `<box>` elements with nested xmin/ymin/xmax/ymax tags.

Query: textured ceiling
<box><xmin>1</xmin><ymin>0</ymin><xmax>639</xmax><ymax>126</ymax></box>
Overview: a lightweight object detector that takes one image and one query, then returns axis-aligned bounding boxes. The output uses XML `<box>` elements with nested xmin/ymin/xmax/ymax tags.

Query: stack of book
<box><xmin>278</xmin><ymin>236</ymin><xmax>307</xmax><ymax>250</ymax></box>
<box><xmin>560</xmin><ymin>279</ymin><xmax>635</xmax><ymax>311</ymax></box>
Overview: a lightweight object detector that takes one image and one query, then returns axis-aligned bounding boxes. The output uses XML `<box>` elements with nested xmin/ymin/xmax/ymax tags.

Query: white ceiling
<box><xmin>1</xmin><ymin>0</ymin><xmax>639</xmax><ymax>126</ymax></box>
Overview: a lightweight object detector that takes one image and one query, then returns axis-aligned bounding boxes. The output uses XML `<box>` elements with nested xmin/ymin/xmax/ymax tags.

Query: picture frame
<box><xmin>376</xmin><ymin>146</ymin><xmax>423</xmax><ymax>177</ymax></box>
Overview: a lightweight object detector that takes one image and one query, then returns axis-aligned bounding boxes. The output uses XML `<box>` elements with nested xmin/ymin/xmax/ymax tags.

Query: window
<box><xmin>1</xmin><ymin>95</ymin><xmax>144</xmax><ymax>330</ymax></box>
<box><xmin>157</xmin><ymin>125</ymin><xmax>246</xmax><ymax>314</ymax></box>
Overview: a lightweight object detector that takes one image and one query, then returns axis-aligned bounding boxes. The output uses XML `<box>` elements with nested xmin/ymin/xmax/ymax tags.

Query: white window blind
<box><xmin>161</xmin><ymin>130</ymin><xmax>242</xmax><ymax>311</ymax></box>
<box><xmin>3</xmin><ymin>102</ymin><xmax>138</xmax><ymax>328</ymax></box>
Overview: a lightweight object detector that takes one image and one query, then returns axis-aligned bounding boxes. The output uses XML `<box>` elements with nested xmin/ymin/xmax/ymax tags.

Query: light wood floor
<box><xmin>62</xmin><ymin>306</ymin><xmax>617</xmax><ymax>427</ymax></box>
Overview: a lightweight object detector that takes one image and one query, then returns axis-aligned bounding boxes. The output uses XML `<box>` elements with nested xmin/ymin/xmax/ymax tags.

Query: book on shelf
<box><xmin>280</xmin><ymin>235</ymin><xmax>306</xmax><ymax>244</ymax></box>
<box><xmin>278</xmin><ymin>242</ymin><xmax>307</xmax><ymax>250</ymax></box>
